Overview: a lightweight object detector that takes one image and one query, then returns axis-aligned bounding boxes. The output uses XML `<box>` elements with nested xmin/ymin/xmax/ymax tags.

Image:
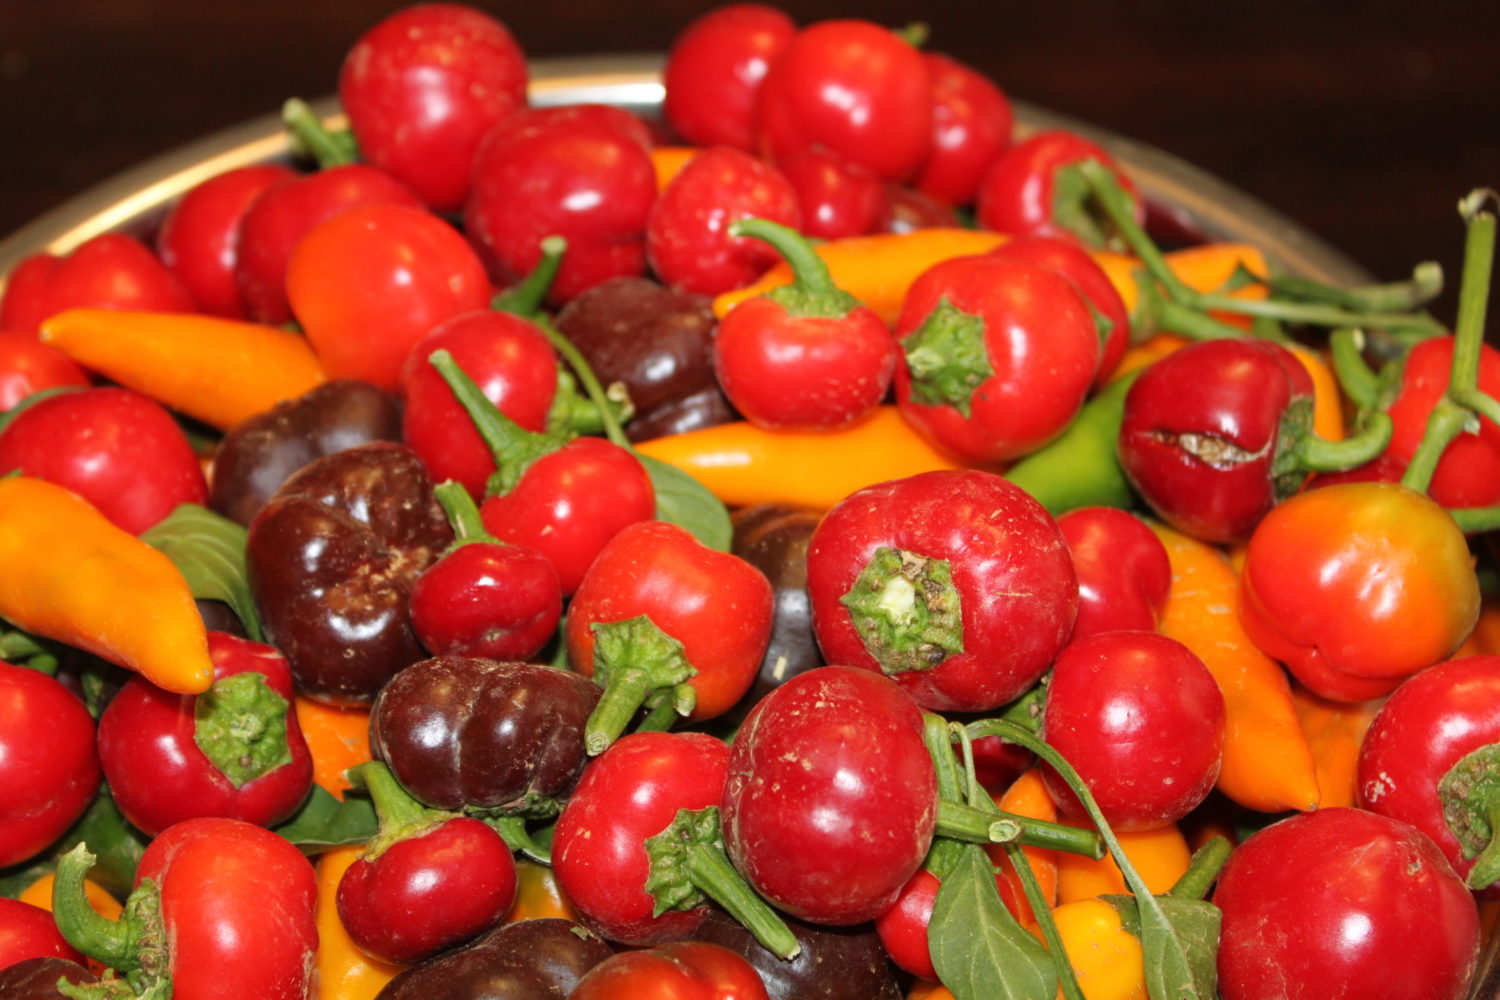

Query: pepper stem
<box><xmin>51</xmin><ymin>845</ymin><xmax>139</xmax><ymax>971</ymax></box>
<box><xmin>922</xmin><ymin>712</ymin><xmax>967</xmax><ymax>879</ymax></box>
<box><xmin>281</xmin><ymin>98</ymin><xmax>358</xmax><ymax>169</ymax></box>
<box><xmin>685</xmin><ymin>843</ymin><xmax>800</xmax><ymax>959</ymax></box>
<box><xmin>1290</xmin><ymin>411</ymin><xmax>1393</xmax><ymax>473</ymax></box>
<box><xmin>536</xmin><ymin>317</ymin><xmax>634</xmax><ymax>450</ymax></box>
<box><xmin>348</xmin><ymin>761</ymin><xmax>452</xmax><ymax>858</ymax></box>
<box><xmin>493</xmin><ymin>235</ymin><xmax>568</xmax><ymax>318</ymax></box>
<box><xmin>583</xmin><ymin>616</ymin><xmax>698</xmax><ymax>755</ymax></box>
<box><xmin>1328</xmin><ymin>328</ymin><xmax>1382</xmax><ymax>410</ymax></box>
<box><xmin>428</xmin><ymin>348</ymin><xmax>567</xmax><ymax>497</ymax></box>
<box><xmin>1168</xmin><ymin>835</ymin><xmax>1233</xmax><ymax>900</ymax></box>
<box><xmin>729</xmin><ymin>218</ymin><xmax>859</xmax><ymax>318</ymax></box>
<box><xmin>434</xmin><ymin>480</ymin><xmax>500</xmax><ymax>548</ymax></box>
<box><xmin>1006</xmin><ymin>840</ymin><xmax>1087</xmax><ymax>1000</ymax></box>
<box><xmin>934</xmin><ymin>800</ymin><xmax>1104</xmax><ymax>859</ymax></box>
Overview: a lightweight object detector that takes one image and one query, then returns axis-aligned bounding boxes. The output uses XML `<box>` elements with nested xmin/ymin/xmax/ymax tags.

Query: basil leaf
<box><xmin>142</xmin><ymin>503</ymin><xmax>264</xmax><ymax>642</ymax></box>
<box><xmin>633</xmin><ymin>451</ymin><xmax>732</xmax><ymax>552</ymax></box>
<box><xmin>272</xmin><ymin>784</ymin><xmax>378</xmax><ymax>851</ymax></box>
<box><xmin>1105</xmin><ymin>894</ymin><xmax>1222</xmax><ymax>1000</ymax></box>
<box><xmin>930</xmin><ymin>844</ymin><xmax>1056</xmax><ymax>1000</ymax></box>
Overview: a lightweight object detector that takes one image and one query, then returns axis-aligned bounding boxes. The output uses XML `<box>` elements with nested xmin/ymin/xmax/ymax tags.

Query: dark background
<box><xmin>2</xmin><ymin>0</ymin><xmax>1497</xmax><ymax>317</ymax></box>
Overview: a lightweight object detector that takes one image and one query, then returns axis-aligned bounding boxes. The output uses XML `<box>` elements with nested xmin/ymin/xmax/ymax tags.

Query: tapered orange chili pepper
<box><xmin>314</xmin><ymin>845</ymin><xmax>406</xmax><ymax>1000</ymax></box>
<box><xmin>1055</xmin><ymin>822</ymin><xmax>1191</xmax><ymax>902</ymax></box>
<box><xmin>651</xmin><ymin>145</ymin><xmax>697</xmax><ymax>192</ymax></box>
<box><xmin>633</xmin><ymin>405</ymin><xmax>974</xmax><ymax>510</ymax></box>
<box><xmin>0</xmin><ymin>476</ymin><xmax>214</xmax><ymax>694</ymax></box>
<box><xmin>988</xmin><ymin>769</ymin><xmax>1059</xmax><ymax>927</ymax></box>
<box><xmin>39</xmin><ymin>307</ymin><xmax>325</xmax><ymax>431</ymax></box>
<box><xmin>1150</xmin><ymin>522</ymin><xmax>1322</xmax><ymax>813</ymax></box>
<box><xmin>1290</xmin><ymin>684</ymin><xmax>1384</xmax><ymax>810</ymax></box>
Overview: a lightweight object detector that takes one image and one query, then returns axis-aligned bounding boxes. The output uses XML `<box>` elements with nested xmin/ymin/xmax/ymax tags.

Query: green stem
<box><xmin>1078</xmin><ymin>160</ymin><xmax>1195</xmax><ymax>302</ymax></box>
<box><xmin>281</xmin><ymin>97</ymin><xmax>357</xmax><ymax>169</ymax></box>
<box><xmin>1329</xmin><ymin>328</ymin><xmax>1381</xmax><ymax>410</ymax></box>
<box><xmin>51</xmin><ymin>845</ymin><xmax>138</xmax><ymax>971</ymax></box>
<box><xmin>923</xmin><ymin>712</ymin><xmax>968</xmax><ymax>879</ymax></box>
<box><xmin>536</xmin><ymin>317</ymin><xmax>633</xmax><ymax>450</ymax></box>
<box><xmin>729</xmin><ymin>218</ymin><xmax>858</xmax><ymax>318</ymax></box>
<box><xmin>487</xmin><ymin>815</ymin><xmax>553</xmax><ymax>865</ymax></box>
<box><xmin>493</xmin><ymin>236</ymin><xmax>567</xmax><ymax>318</ymax></box>
<box><xmin>1167</xmin><ymin>836</ymin><xmax>1233</xmax><ymax>900</ymax></box>
<box><xmin>935</xmin><ymin>800</ymin><xmax>1103</xmax><ymax>858</ymax></box>
<box><xmin>1007</xmin><ymin>841</ymin><xmax>1086</xmax><ymax>1000</ymax></box>
<box><xmin>1268</xmin><ymin>261</ymin><xmax>1444</xmax><ymax>312</ymax></box>
<box><xmin>1449</xmin><ymin>505</ymin><xmax>1500</xmax><ymax>534</ymax></box>
<box><xmin>685</xmin><ymin>844</ymin><xmax>801</xmax><ymax>959</ymax></box>
<box><xmin>635</xmin><ymin>692</ymin><xmax>680</xmax><ymax>734</ymax></box>
<box><xmin>1293</xmin><ymin>412</ymin><xmax>1392</xmax><ymax>472</ymax></box>
<box><xmin>348</xmin><ymin>761</ymin><xmax>449</xmax><ymax>855</ymax></box>
<box><xmin>1191</xmin><ymin>292</ymin><xmax>1447</xmax><ymax>335</ymax></box>
<box><xmin>433</xmin><ymin>479</ymin><xmax>498</xmax><ymax>546</ymax></box>
<box><xmin>429</xmin><ymin>348</ymin><xmax>565</xmax><ymax>496</ymax></box>
<box><xmin>998</xmin><ymin>682</ymin><xmax>1048</xmax><ymax>735</ymax></box>
<box><xmin>1152</xmin><ymin>297</ymin><xmax>1260</xmax><ymax>343</ymax></box>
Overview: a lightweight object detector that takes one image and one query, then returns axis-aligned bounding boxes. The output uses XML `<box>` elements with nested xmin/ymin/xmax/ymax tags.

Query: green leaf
<box><xmin>141</xmin><ymin>503</ymin><xmax>264</xmax><ymax>642</ymax></box>
<box><xmin>0</xmin><ymin>854</ymin><xmax>54</xmax><ymax>900</ymax></box>
<box><xmin>1105</xmin><ymin>894</ymin><xmax>1222</xmax><ymax>1000</ymax></box>
<box><xmin>271</xmin><ymin>784</ymin><xmax>378</xmax><ymax>851</ymax></box>
<box><xmin>929</xmin><ymin>844</ymin><xmax>1056</xmax><ymax>1000</ymax></box>
<box><xmin>633</xmin><ymin>451</ymin><xmax>732</xmax><ymax>552</ymax></box>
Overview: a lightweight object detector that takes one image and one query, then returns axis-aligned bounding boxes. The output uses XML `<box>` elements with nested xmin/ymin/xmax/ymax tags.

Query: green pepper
<box><xmin>1004</xmin><ymin>370</ymin><xmax>1140</xmax><ymax>515</ymax></box>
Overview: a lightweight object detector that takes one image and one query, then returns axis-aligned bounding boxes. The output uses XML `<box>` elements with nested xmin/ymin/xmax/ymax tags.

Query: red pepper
<box><xmin>0</xmin><ymin>233</ymin><xmax>193</xmax><ymax>336</ymax></box>
<box><xmin>52</xmin><ymin>817</ymin><xmax>319</xmax><ymax>1000</ymax></box>
<box><xmin>569</xmin><ymin>940</ymin><xmax>771</xmax><ymax>1000</ymax></box>
<box><xmin>0</xmin><ymin>661</ymin><xmax>99</xmax><ymax>869</ymax></box>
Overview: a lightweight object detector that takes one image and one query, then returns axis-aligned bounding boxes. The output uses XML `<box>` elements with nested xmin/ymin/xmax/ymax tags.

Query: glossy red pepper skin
<box><xmin>893</xmin><ymin>254</ymin><xmax>1099</xmax><ymax>464</ymax></box>
<box><xmin>807</xmin><ymin>469</ymin><xmax>1077</xmax><ymax>712</ymax></box>
<box><xmin>408</xmin><ymin>541</ymin><xmax>562</xmax><ymax>661</ymax></box>
<box><xmin>0</xmin><ymin>899</ymin><xmax>85</xmax><ymax>969</ymax></box>
<box><xmin>0</xmin><ymin>662</ymin><xmax>99</xmax><ymax>869</ymax></box>
<box><xmin>570</xmin><ymin>940</ymin><xmax>770</xmax><ymax>1000</ymax></box>
<box><xmin>647</xmin><ymin>147</ymin><xmax>801</xmax><ymax>297</ymax></box>
<box><xmin>479</xmin><ymin>437</ymin><xmax>655</xmax><ymax>596</ymax></box>
<box><xmin>234</xmin><ymin>163</ymin><xmax>422</xmax><ymax>325</ymax></box>
<box><xmin>0</xmin><ymin>233</ymin><xmax>194</xmax><ymax>336</ymax></box>
<box><xmin>156</xmin><ymin>163</ymin><xmax>296</xmax><ymax>318</ymax></box>
<box><xmin>914</xmin><ymin>52</ymin><xmax>1014</xmax><ymax>207</ymax></box>
<box><xmin>339</xmin><ymin>3</ymin><xmax>528</xmax><ymax>213</ymax></box>
<box><xmin>133</xmin><ymin>817</ymin><xmax>319</xmax><ymax>1000</ymax></box>
<box><xmin>1357</xmin><ymin>656</ymin><xmax>1500</xmax><ymax>895</ymax></box>
<box><xmin>0</xmin><ymin>332</ymin><xmax>89</xmax><ymax>410</ymax></box>
<box><xmin>398</xmin><ymin>310</ymin><xmax>560</xmax><ymax>499</ymax></box>
<box><xmin>96</xmin><ymin>631</ymin><xmax>314</xmax><ymax>837</ymax></box>
<box><xmin>754</xmin><ymin>19</ymin><xmax>932</xmax><ymax>182</ymax></box>
<box><xmin>1056</xmin><ymin>506</ymin><xmax>1172</xmax><ymax>640</ymax></box>
<box><xmin>662</xmin><ymin>3</ymin><xmax>796</xmax><ymax>152</ymax></box>
<box><xmin>337</xmin><ymin>816</ymin><xmax>518</xmax><ymax>964</ymax></box>
<box><xmin>777</xmin><ymin>149</ymin><xmax>887</xmax><ymax>241</ymax></box>
<box><xmin>553</xmin><ymin>732</ymin><xmax>731</xmax><ymax>945</ymax></box>
<box><xmin>1118</xmin><ymin>337</ymin><xmax>1315</xmax><ymax>544</ymax></box>
<box><xmin>0</xmin><ymin>386</ymin><xmax>208</xmax><ymax>535</ymax></box>
<box><xmin>975</xmin><ymin>129</ymin><xmax>1144</xmax><ymax>243</ymax></box>
<box><xmin>566</xmin><ymin>520</ymin><xmax>773</xmax><ymax>723</ymax></box>
<box><xmin>466</xmin><ymin>107</ymin><xmax>657</xmax><ymax>304</ymax></box>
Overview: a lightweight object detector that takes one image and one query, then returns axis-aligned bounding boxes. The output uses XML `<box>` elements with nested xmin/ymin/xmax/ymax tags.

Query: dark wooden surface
<box><xmin>2</xmin><ymin>0</ymin><xmax>1497</xmax><ymax>314</ymax></box>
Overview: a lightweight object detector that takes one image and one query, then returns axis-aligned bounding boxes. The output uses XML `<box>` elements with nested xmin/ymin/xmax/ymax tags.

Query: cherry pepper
<box><xmin>97</xmin><ymin>630</ymin><xmax>314</xmax><ymax>837</ymax></box>
<box><xmin>1118</xmin><ymin>337</ymin><xmax>1391</xmax><ymax>544</ymax></box>
<box><xmin>52</xmin><ymin>817</ymin><xmax>319</xmax><ymax>1000</ymax></box>
<box><xmin>713</xmin><ymin>217</ymin><xmax>897</xmax><ymax>430</ymax></box>
<box><xmin>407</xmin><ymin>481</ymin><xmax>562</xmax><ymax>662</ymax></box>
<box><xmin>428</xmin><ymin>348</ymin><xmax>654</xmax><ymax>595</ymax></box>
<box><xmin>336</xmin><ymin>761</ymin><xmax>518</xmax><ymax>965</ymax></box>
<box><xmin>566</xmin><ymin>520</ymin><xmax>774</xmax><ymax>754</ymax></box>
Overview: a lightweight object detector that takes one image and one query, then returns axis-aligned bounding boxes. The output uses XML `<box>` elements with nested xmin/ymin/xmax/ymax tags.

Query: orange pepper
<box><xmin>633</xmin><ymin>406</ymin><xmax>975</xmax><ymax>510</ymax></box>
<box><xmin>504</xmin><ymin>858</ymin><xmax>579</xmax><ymax>923</ymax></box>
<box><xmin>294</xmin><ymin>696</ymin><xmax>373</xmax><ymax>800</ymax></box>
<box><xmin>40</xmin><ymin>307</ymin><xmax>325</xmax><ymax>431</ymax></box>
<box><xmin>20</xmin><ymin>872</ymin><xmax>122</xmax><ymax>920</ymax></box>
<box><xmin>651</xmin><ymin>145</ymin><xmax>697</xmax><ymax>192</ymax></box>
<box><xmin>988</xmin><ymin>769</ymin><xmax>1059</xmax><ymax>927</ymax></box>
<box><xmin>1110</xmin><ymin>332</ymin><xmax>1188</xmax><ymax>382</ymax></box>
<box><xmin>712</xmin><ymin>228</ymin><xmax>1009</xmax><ymax>324</ymax></box>
<box><xmin>907</xmin><ymin>982</ymin><xmax>954</xmax><ymax>1000</ymax></box>
<box><xmin>1455</xmin><ymin>595</ymin><xmax>1500</xmax><ymax>657</ymax></box>
<box><xmin>1150</xmin><ymin>522</ymin><xmax>1321</xmax><ymax>814</ymax></box>
<box><xmin>1290</xmin><ymin>684</ymin><xmax>1384</xmax><ymax>810</ymax></box>
<box><xmin>1035</xmin><ymin>897</ymin><xmax>1148</xmax><ymax>1000</ymax></box>
<box><xmin>0</xmin><ymin>476</ymin><xmax>214</xmax><ymax>694</ymax></box>
<box><xmin>315</xmin><ymin>845</ymin><xmax>407</xmax><ymax>1000</ymax></box>
<box><xmin>1056</xmin><ymin>823</ymin><xmax>1191</xmax><ymax>902</ymax></box>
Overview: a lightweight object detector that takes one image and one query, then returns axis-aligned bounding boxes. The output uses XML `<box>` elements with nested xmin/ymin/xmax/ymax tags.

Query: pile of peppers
<box><xmin>1</xmin><ymin>5</ymin><xmax>1499</xmax><ymax>1000</ymax></box>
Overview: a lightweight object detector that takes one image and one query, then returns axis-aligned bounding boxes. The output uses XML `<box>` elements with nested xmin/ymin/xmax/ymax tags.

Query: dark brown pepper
<box><xmin>376</xmin><ymin>917</ymin><xmax>613</xmax><ymax>1000</ymax></box>
<box><xmin>0</xmin><ymin>957</ymin><xmax>100</xmax><ymax>999</ymax></box>
<box><xmin>690</xmin><ymin>908</ymin><xmax>902</xmax><ymax>1000</ymax></box>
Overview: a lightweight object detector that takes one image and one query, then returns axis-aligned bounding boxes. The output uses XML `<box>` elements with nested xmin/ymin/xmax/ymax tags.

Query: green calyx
<box><xmin>348</xmin><ymin>761</ymin><xmax>455</xmax><ymax>860</ymax></box>
<box><xmin>730</xmin><ymin>217</ymin><xmax>860</xmax><ymax>319</ymax></box>
<box><xmin>1051</xmin><ymin>161</ymin><xmax>1127</xmax><ymax>251</ymax></box>
<box><xmin>1438</xmin><ymin>742</ymin><xmax>1500</xmax><ymax>889</ymax></box>
<box><xmin>900</xmin><ymin>298</ymin><xmax>993</xmax><ymax>417</ymax></box>
<box><xmin>193</xmin><ymin>672</ymin><xmax>292</xmax><ymax>788</ymax></box>
<box><xmin>841</xmin><ymin>546</ymin><xmax>964</xmax><ymax>675</ymax></box>
<box><xmin>583</xmin><ymin>615</ymin><xmax>699</xmax><ymax>755</ymax></box>
<box><xmin>52</xmin><ymin>845</ymin><xmax>172</xmax><ymax>1000</ymax></box>
<box><xmin>644</xmin><ymin>806</ymin><xmax>800</xmax><ymax>960</ymax></box>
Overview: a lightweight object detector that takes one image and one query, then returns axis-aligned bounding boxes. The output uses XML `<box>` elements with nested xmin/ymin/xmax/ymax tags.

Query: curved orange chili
<box><xmin>651</xmin><ymin>145</ymin><xmax>697</xmax><ymax>192</ymax></box>
<box><xmin>988</xmin><ymin>769</ymin><xmax>1059</xmax><ymax>927</ymax></box>
<box><xmin>40</xmin><ymin>307</ymin><xmax>325</xmax><ymax>431</ymax></box>
<box><xmin>315</xmin><ymin>845</ymin><xmax>407</xmax><ymax>1000</ymax></box>
<box><xmin>1056</xmin><ymin>822</ymin><xmax>1192</xmax><ymax>902</ymax></box>
<box><xmin>633</xmin><ymin>405</ymin><xmax>975</xmax><ymax>510</ymax></box>
<box><xmin>293</xmin><ymin>696</ymin><xmax>373</xmax><ymax>800</ymax></box>
<box><xmin>1289</xmin><ymin>684</ymin><xmax>1384</xmax><ymax>810</ymax></box>
<box><xmin>0</xmin><ymin>476</ymin><xmax>214</xmax><ymax>694</ymax></box>
<box><xmin>1150</xmin><ymin>522</ymin><xmax>1321</xmax><ymax>814</ymax></box>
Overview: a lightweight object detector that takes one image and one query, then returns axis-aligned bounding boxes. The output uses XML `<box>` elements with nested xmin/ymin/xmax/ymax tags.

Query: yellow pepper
<box><xmin>0</xmin><ymin>476</ymin><xmax>214</xmax><ymax>694</ymax></box>
<box><xmin>20</xmin><ymin>871</ymin><xmax>122</xmax><ymax>920</ymax></box>
<box><xmin>633</xmin><ymin>406</ymin><xmax>975</xmax><ymax>510</ymax></box>
<box><xmin>1038</xmin><ymin>898</ymin><xmax>1149</xmax><ymax>1000</ymax></box>
<box><xmin>1056</xmin><ymin>823</ymin><xmax>1192</xmax><ymax>903</ymax></box>
<box><xmin>504</xmin><ymin>858</ymin><xmax>579</xmax><ymax>923</ymax></box>
<box><xmin>315</xmin><ymin>845</ymin><xmax>407</xmax><ymax>1000</ymax></box>
<box><xmin>40</xmin><ymin>308</ymin><xmax>325</xmax><ymax>432</ymax></box>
